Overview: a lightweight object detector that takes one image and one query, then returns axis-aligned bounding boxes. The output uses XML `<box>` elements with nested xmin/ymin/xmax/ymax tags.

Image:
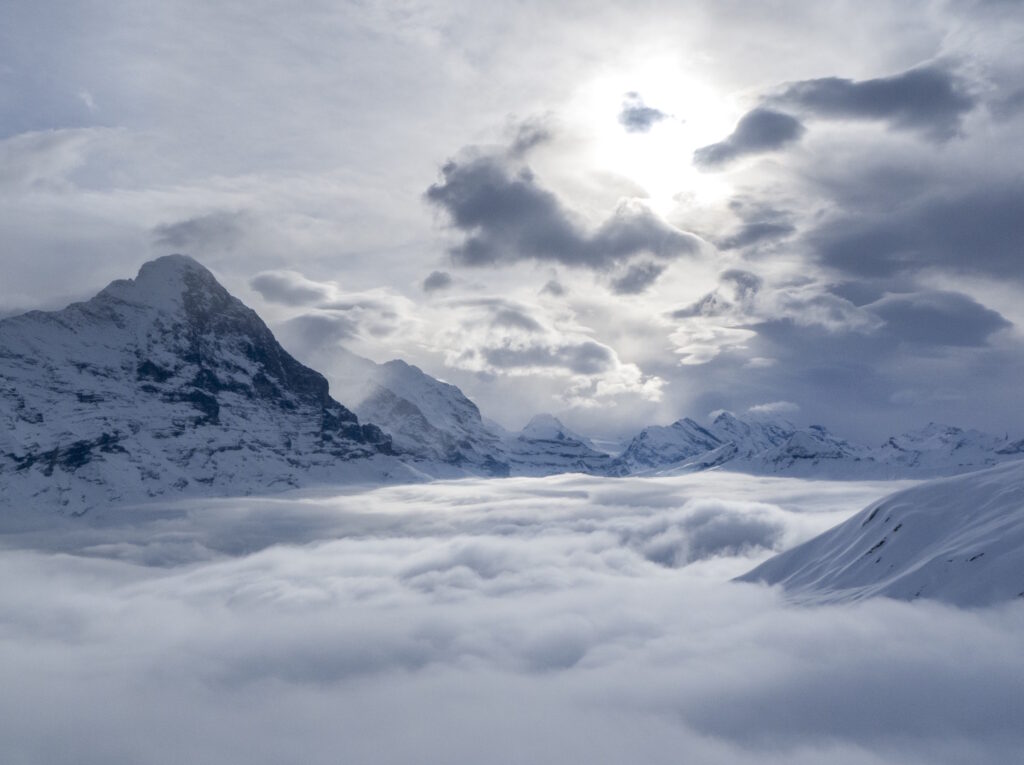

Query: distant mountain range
<box><xmin>2</xmin><ymin>255</ymin><xmax>1023</xmax><ymax>514</ymax></box>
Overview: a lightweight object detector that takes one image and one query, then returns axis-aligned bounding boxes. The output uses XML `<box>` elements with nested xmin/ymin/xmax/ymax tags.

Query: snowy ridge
<box><xmin>0</xmin><ymin>255</ymin><xmax>415</xmax><ymax>514</ymax></box>
<box><xmin>506</xmin><ymin>414</ymin><xmax>612</xmax><ymax>476</ymax></box>
<box><xmin>737</xmin><ymin>459</ymin><xmax>1024</xmax><ymax>606</ymax></box>
<box><xmin>631</xmin><ymin>411</ymin><xmax>1023</xmax><ymax>480</ymax></box>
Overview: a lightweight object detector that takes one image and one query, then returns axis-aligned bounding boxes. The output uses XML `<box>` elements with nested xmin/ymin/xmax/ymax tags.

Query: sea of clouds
<box><xmin>2</xmin><ymin>472</ymin><xmax>1023</xmax><ymax>764</ymax></box>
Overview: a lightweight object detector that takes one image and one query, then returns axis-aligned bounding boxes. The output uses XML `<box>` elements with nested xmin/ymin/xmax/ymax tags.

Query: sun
<box><xmin>568</xmin><ymin>60</ymin><xmax>740</xmax><ymax>216</ymax></box>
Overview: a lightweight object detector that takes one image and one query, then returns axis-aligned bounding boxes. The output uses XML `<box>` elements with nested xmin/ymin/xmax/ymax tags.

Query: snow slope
<box><xmin>737</xmin><ymin>459</ymin><xmax>1024</xmax><ymax>606</ymax></box>
<box><xmin>0</xmin><ymin>255</ymin><xmax>415</xmax><ymax>514</ymax></box>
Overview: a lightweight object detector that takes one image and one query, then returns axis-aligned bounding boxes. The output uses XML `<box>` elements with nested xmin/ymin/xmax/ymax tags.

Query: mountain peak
<box><xmin>0</xmin><ymin>255</ymin><xmax>398</xmax><ymax>513</ymax></box>
<box><xmin>96</xmin><ymin>253</ymin><xmax>224</xmax><ymax>313</ymax></box>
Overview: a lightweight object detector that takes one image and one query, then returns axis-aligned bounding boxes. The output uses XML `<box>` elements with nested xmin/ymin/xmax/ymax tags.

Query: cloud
<box><xmin>748</xmin><ymin>400</ymin><xmax>800</xmax><ymax>415</ymax></box>
<box><xmin>278</xmin><ymin>311</ymin><xmax>360</xmax><ymax>345</ymax></box>
<box><xmin>866</xmin><ymin>290</ymin><xmax>1012</xmax><ymax>347</ymax></box>
<box><xmin>425</xmin><ymin>152</ymin><xmax>702</xmax><ymax>270</ymax></box>
<box><xmin>694</xmin><ymin>109</ymin><xmax>805</xmax><ymax>167</ymax></box>
<box><xmin>482</xmin><ymin>339</ymin><xmax>615</xmax><ymax>375</ymax></box>
<box><xmin>153</xmin><ymin>210</ymin><xmax>249</xmax><ymax>253</ymax></box>
<box><xmin>772</xmin><ymin>65</ymin><xmax>976</xmax><ymax>141</ymax></box>
<box><xmin>540</xmin><ymin>279</ymin><xmax>565</xmax><ymax>297</ymax></box>
<box><xmin>250</xmin><ymin>270</ymin><xmax>337</xmax><ymax>306</ymax></box>
<box><xmin>717</xmin><ymin>221</ymin><xmax>795</xmax><ymax>251</ymax></box>
<box><xmin>609</xmin><ymin>261</ymin><xmax>666</xmax><ymax>294</ymax></box>
<box><xmin>618</xmin><ymin>92</ymin><xmax>668</xmax><ymax>133</ymax></box>
<box><xmin>422</xmin><ymin>270</ymin><xmax>453</xmax><ymax>293</ymax></box>
<box><xmin>490</xmin><ymin>306</ymin><xmax>545</xmax><ymax>333</ymax></box>
<box><xmin>810</xmin><ymin>182</ymin><xmax>1024</xmax><ymax>280</ymax></box>
<box><xmin>1</xmin><ymin>473</ymin><xmax>1022</xmax><ymax>764</ymax></box>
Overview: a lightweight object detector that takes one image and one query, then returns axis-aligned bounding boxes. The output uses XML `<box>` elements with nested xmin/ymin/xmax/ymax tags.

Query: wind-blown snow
<box><xmin>1</xmin><ymin>473</ymin><xmax>1023</xmax><ymax>764</ymax></box>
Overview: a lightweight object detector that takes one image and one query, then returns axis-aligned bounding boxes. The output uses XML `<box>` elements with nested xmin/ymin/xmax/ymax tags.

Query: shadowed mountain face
<box><xmin>0</xmin><ymin>255</ymin><xmax>401</xmax><ymax>514</ymax></box>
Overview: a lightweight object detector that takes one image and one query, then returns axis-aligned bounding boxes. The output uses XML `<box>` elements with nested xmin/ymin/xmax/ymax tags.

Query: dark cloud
<box><xmin>426</xmin><ymin>154</ymin><xmax>701</xmax><ymax>269</ymax></box>
<box><xmin>483</xmin><ymin>340</ymin><xmax>615</xmax><ymax>374</ymax></box>
<box><xmin>152</xmin><ymin>211</ymin><xmax>248</xmax><ymax>253</ymax></box>
<box><xmin>867</xmin><ymin>291</ymin><xmax>1012</xmax><ymax>347</ymax></box>
<box><xmin>618</xmin><ymin>92</ymin><xmax>667</xmax><ymax>133</ymax></box>
<box><xmin>491</xmin><ymin>307</ymin><xmax>544</xmax><ymax>333</ymax></box>
<box><xmin>540</xmin><ymin>279</ymin><xmax>565</xmax><ymax>297</ymax></box>
<box><xmin>278</xmin><ymin>311</ymin><xmax>359</xmax><ymax>348</ymax></box>
<box><xmin>610</xmin><ymin>261</ymin><xmax>666</xmax><ymax>294</ymax></box>
<box><xmin>772</xmin><ymin>65</ymin><xmax>976</xmax><ymax>141</ymax></box>
<box><xmin>811</xmin><ymin>182</ymin><xmax>1024</xmax><ymax>280</ymax></box>
<box><xmin>717</xmin><ymin>222</ymin><xmax>795</xmax><ymax>251</ymax></box>
<box><xmin>422</xmin><ymin>270</ymin><xmax>453</xmax><ymax>293</ymax></box>
<box><xmin>694</xmin><ymin>109</ymin><xmax>805</xmax><ymax>168</ymax></box>
<box><xmin>250</xmin><ymin>271</ymin><xmax>335</xmax><ymax>306</ymax></box>
<box><xmin>989</xmin><ymin>86</ymin><xmax>1024</xmax><ymax>120</ymax></box>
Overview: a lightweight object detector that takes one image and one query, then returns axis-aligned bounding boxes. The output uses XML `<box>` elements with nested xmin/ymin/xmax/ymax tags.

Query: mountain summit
<box><xmin>0</xmin><ymin>255</ymin><xmax>404</xmax><ymax>513</ymax></box>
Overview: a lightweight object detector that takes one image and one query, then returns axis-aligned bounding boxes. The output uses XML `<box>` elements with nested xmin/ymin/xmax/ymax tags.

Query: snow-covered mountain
<box><xmin>875</xmin><ymin>423</ymin><xmax>1012</xmax><ymax>477</ymax></box>
<box><xmin>506</xmin><ymin>414</ymin><xmax>613</xmax><ymax>476</ymax></box>
<box><xmin>619</xmin><ymin>410</ymin><xmax>1023</xmax><ymax>480</ymax></box>
<box><xmin>329</xmin><ymin>348</ymin><xmax>509</xmax><ymax>476</ymax></box>
<box><xmin>0</xmin><ymin>255</ymin><xmax>415</xmax><ymax>514</ymax></box>
<box><xmin>737</xmin><ymin>459</ymin><xmax>1024</xmax><ymax>606</ymax></box>
<box><xmin>609</xmin><ymin>417</ymin><xmax>724</xmax><ymax>475</ymax></box>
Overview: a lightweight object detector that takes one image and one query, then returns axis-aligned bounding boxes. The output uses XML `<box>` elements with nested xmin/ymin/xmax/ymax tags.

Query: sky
<box><xmin>3</xmin><ymin>472</ymin><xmax>1023</xmax><ymax>764</ymax></box>
<box><xmin>2</xmin><ymin>0</ymin><xmax>1024</xmax><ymax>440</ymax></box>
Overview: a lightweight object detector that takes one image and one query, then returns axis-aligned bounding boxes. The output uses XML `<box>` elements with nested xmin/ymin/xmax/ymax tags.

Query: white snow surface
<box><xmin>738</xmin><ymin>458</ymin><xmax>1024</xmax><ymax>606</ymax></box>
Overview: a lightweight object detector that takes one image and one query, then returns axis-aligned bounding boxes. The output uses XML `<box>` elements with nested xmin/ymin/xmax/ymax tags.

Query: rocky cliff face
<box><xmin>0</xmin><ymin>255</ymin><xmax>406</xmax><ymax>514</ymax></box>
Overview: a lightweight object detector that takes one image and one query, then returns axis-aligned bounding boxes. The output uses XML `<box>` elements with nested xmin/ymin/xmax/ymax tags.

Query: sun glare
<box><xmin>571</xmin><ymin>62</ymin><xmax>739</xmax><ymax>215</ymax></box>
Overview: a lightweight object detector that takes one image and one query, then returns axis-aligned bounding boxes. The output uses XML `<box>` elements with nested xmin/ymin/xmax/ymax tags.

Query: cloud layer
<box><xmin>2</xmin><ymin>473</ymin><xmax>1023</xmax><ymax>764</ymax></box>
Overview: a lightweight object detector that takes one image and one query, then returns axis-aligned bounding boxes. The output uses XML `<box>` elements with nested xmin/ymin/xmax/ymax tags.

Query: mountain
<box><xmin>609</xmin><ymin>417</ymin><xmax>724</xmax><ymax>475</ymax></box>
<box><xmin>737</xmin><ymin>424</ymin><xmax>879</xmax><ymax>478</ymax></box>
<box><xmin>875</xmin><ymin>422</ymin><xmax>1010</xmax><ymax>477</ymax></box>
<box><xmin>618</xmin><ymin>410</ymin><xmax>1023</xmax><ymax>480</ymax></box>
<box><xmin>329</xmin><ymin>349</ymin><xmax>509</xmax><ymax>476</ymax></box>
<box><xmin>0</xmin><ymin>255</ymin><xmax>413</xmax><ymax>514</ymax></box>
<box><xmin>737</xmin><ymin>459</ymin><xmax>1024</xmax><ymax>606</ymax></box>
<box><xmin>708</xmin><ymin>410</ymin><xmax>795</xmax><ymax>457</ymax></box>
<box><xmin>505</xmin><ymin>414</ymin><xmax>613</xmax><ymax>476</ymax></box>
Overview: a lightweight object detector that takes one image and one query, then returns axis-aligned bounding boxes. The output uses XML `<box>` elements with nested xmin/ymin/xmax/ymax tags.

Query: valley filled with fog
<box><xmin>3</xmin><ymin>472</ymin><xmax>1022</xmax><ymax>765</ymax></box>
